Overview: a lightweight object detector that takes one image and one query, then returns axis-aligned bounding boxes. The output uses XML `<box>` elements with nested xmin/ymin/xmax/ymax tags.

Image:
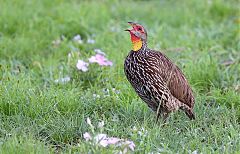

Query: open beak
<box><xmin>125</xmin><ymin>21</ymin><xmax>136</xmax><ymax>32</ymax></box>
<box><xmin>127</xmin><ymin>21</ymin><xmax>135</xmax><ymax>26</ymax></box>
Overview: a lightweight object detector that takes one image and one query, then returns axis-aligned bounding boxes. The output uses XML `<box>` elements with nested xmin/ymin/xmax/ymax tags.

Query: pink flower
<box><xmin>116</xmin><ymin>140</ymin><xmax>135</xmax><ymax>151</ymax></box>
<box><xmin>99</xmin><ymin>137</ymin><xmax>121</xmax><ymax>147</ymax></box>
<box><xmin>83</xmin><ymin>132</ymin><xmax>92</xmax><ymax>141</ymax></box>
<box><xmin>83</xmin><ymin>131</ymin><xmax>136</xmax><ymax>151</ymax></box>
<box><xmin>95</xmin><ymin>134</ymin><xmax>107</xmax><ymax>143</ymax></box>
<box><xmin>76</xmin><ymin>60</ymin><xmax>89</xmax><ymax>72</ymax></box>
<box><xmin>99</xmin><ymin>140</ymin><xmax>109</xmax><ymax>147</ymax></box>
<box><xmin>106</xmin><ymin>137</ymin><xmax>122</xmax><ymax>144</ymax></box>
<box><xmin>88</xmin><ymin>54</ymin><xmax>113</xmax><ymax>66</ymax></box>
<box><xmin>124</xmin><ymin>140</ymin><xmax>135</xmax><ymax>151</ymax></box>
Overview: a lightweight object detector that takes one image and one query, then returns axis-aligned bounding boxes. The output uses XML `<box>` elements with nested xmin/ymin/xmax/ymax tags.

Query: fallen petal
<box><xmin>98</xmin><ymin>137</ymin><xmax>122</xmax><ymax>147</ymax></box>
<box><xmin>105</xmin><ymin>61</ymin><xmax>113</xmax><ymax>66</ymax></box>
<box><xmin>81</xmin><ymin>66</ymin><xmax>88</xmax><ymax>72</ymax></box>
<box><xmin>95</xmin><ymin>134</ymin><xmax>107</xmax><ymax>143</ymax></box>
<box><xmin>99</xmin><ymin>139</ymin><xmax>109</xmax><ymax>147</ymax></box>
<box><xmin>72</xmin><ymin>35</ymin><xmax>83</xmax><ymax>44</ymax></box>
<box><xmin>192</xmin><ymin>150</ymin><xmax>198</xmax><ymax>154</ymax></box>
<box><xmin>73</xmin><ymin>34</ymin><xmax>82</xmax><ymax>41</ymax></box>
<box><xmin>76</xmin><ymin>60</ymin><xmax>89</xmax><ymax>72</ymax></box>
<box><xmin>123</xmin><ymin>147</ymin><xmax>128</xmax><ymax>154</ymax></box>
<box><xmin>106</xmin><ymin>137</ymin><xmax>122</xmax><ymax>144</ymax></box>
<box><xmin>87</xmin><ymin>38</ymin><xmax>95</xmax><ymax>44</ymax></box>
<box><xmin>94</xmin><ymin>49</ymin><xmax>106</xmax><ymax>55</ymax></box>
<box><xmin>124</xmin><ymin>140</ymin><xmax>135</xmax><ymax>151</ymax></box>
<box><xmin>88</xmin><ymin>56</ymin><xmax>98</xmax><ymax>63</ymax></box>
<box><xmin>83</xmin><ymin>132</ymin><xmax>92</xmax><ymax>141</ymax></box>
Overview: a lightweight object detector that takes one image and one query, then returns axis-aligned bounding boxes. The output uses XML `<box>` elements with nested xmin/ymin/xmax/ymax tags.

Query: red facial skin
<box><xmin>129</xmin><ymin>31</ymin><xmax>141</xmax><ymax>42</ymax></box>
<box><xmin>128</xmin><ymin>25</ymin><xmax>145</xmax><ymax>42</ymax></box>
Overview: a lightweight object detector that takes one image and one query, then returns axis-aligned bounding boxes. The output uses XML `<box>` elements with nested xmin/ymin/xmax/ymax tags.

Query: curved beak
<box><xmin>125</xmin><ymin>21</ymin><xmax>136</xmax><ymax>32</ymax></box>
<box><xmin>128</xmin><ymin>21</ymin><xmax>136</xmax><ymax>26</ymax></box>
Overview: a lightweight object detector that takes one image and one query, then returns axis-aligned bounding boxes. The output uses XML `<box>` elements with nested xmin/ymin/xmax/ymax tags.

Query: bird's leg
<box><xmin>162</xmin><ymin>112</ymin><xmax>169</xmax><ymax>123</ymax></box>
<box><xmin>156</xmin><ymin>99</ymin><xmax>163</xmax><ymax>123</ymax></box>
<box><xmin>156</xmin><ymin>104</ymin><xmax>165</xmax><ymax>123</ymax></box>
<box><xmin>156</xmin><ymin>110</ymin><xmax>161</xmax><ymax>123</ymax></box>
<box><xmin>156</xmin><ymin>112</ymin><xmax>169</xmax><ymax>127</ymax></box>
<box><xmin>156</xmin><ymin>109</ymin><xmax>169</xmax><ymax>124</ymax></box>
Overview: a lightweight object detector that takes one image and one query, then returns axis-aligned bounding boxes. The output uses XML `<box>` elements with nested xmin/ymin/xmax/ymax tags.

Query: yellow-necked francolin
<box><xmin>124</xmin><ymin>22</ymin><xmax>195</xmax><ymax>122</ymax></box>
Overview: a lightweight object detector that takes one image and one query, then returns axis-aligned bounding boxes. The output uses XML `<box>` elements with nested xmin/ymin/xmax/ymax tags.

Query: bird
<box><xmin>124</xmin><ymin>22</ymin><xmax>195</xmax><ymax>122</ymax></box>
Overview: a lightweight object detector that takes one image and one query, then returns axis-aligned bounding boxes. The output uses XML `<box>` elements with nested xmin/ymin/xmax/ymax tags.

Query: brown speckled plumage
<box><xmin>124</xmin><ymin>22</ymin><xmax>195</xmax><ymax>121</ymax></box>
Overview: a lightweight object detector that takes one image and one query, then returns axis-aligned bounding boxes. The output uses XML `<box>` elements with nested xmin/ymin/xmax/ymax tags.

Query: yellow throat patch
<box><xmin>132</xmin><ymin>40</ymin><xmax>142</xmax><ymax>51</ymax></box>
<box><xmin>130</xmin><ymin>32</ymin><xmax>143</xmax><ymax>51</ymax></box>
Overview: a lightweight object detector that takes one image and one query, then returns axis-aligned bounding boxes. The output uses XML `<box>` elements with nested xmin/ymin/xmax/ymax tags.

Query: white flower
<box><xmin>99</xmin><ymin>139</ymin><xmax>109</xmax><ymax>147</ymax></box>
<box><xmin>120</xmin><ymin>140</ymin><xmax>135</xmax><ymax>151</ymax></box>
<box><xmin>87</xmin><ymin>38</ymin><xmax>95</xmax><ymax>44</ymax></box>
<box><xmin>112</xmin><ymin>88</ymin><xmax>120</xmax><ymax>94</ymax></box>
<box><xmin>132</xmin><ymin>126</ymin><xmax>138</xmax><ymax>132</ymax></box>
<box><xmin>94</xmin><ymin>49</ymin><xmax>106</xmax><ymax>55</ymax></box>
<box><xmin>128</xmin><ymin>141</ymin><xmax>135</xmax><ymax>151</ymax></box>
<box><xmin>93</xmin><ymin>94</ymin><xmax>100</xmax><ymax>98</ymax></box>
<box><xmin>98</xmin><ymin>121</ymin><xmax>104</xmax><ymax>128</ymax></box>
<box><xmin>88</xmin><ymin>54</ymin><xmax>113</xmax><ymax>66</ymax></box>
<box><xmin>83</xmin><ymin>132</ymin><xmax>136</xmax><ymax>152</ymax></box>
<box><xmin>54</xmin><ymin>76</ymin><xmax>71</xmax><ymax>84</ymax></box>
<box><xmin>86</xmin><ymin>117</ymin><xmax>94</xmax><ymax>128</ymax></box>
<box><xmin>76</xmin><ymin>60</ymin><xmax>89</xmax><ymax>72</ymax></box>
<box><xmin>138</xmin><ymin>127</ymin><xmax>148</xmax><ymax>137</ymax></box>
<box><xmin>68</xmin><ymin>52</ymin><xmax>72</xmax><ymax>58</ymax></box>
<box><xmin>73</xmin><ymin>34</ymin><xmax>83</xmax><ymax>44</ymax></box>
<box><xmin>94</xmin><ymin>133</ymin><xmax>107</xmax><ymax>143</ymax></box>
<box><xmin>98</xmin><ymin>137</ymin><xmax>121</xmax><ymax>147</ymax></box>
<box><xmin>83</xmin><ymin>132</ymin><xmax>92</xmax><ymax>141</ymax></box>
<box><xmin>5</xmin><ymin>133</ymin><xmax>12</xmax><ymax>137</ymax></box>
<box><xmin>73</xmin><ymin>34</ymin><xmax>81</xmax><ymax>41</ymax></box>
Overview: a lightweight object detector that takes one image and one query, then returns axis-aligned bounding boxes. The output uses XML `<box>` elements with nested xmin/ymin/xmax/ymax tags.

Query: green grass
<box><xmin>0</xmin><ymin>0</ymin><xmax>240</xmax><ymax>153</ymax></box>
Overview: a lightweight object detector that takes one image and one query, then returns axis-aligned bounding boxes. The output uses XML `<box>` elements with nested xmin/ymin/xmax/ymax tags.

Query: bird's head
<box><xmin>125</xmin><ymin>22</ymin><xmax>147</xmax><ymax>51</ymax></box>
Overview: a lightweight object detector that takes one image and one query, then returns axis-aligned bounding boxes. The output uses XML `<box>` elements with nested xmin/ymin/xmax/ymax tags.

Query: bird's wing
<box><xmin>150</xmin><ymin>50</ymin><xmax>195</xmax><ymax>109</ymax></box>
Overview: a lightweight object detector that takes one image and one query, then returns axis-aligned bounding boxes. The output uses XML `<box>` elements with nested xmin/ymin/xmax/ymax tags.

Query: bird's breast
<box><xmin>124</xmin><ymin>54</ymin><xmax>158</xmax><ymax>87</ymax></box>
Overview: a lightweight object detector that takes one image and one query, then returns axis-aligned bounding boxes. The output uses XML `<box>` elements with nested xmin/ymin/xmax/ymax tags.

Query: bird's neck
<box><xmin>132</xmin><ymin>40</ymin><xmax>147</xmax><ymax>52</ymax></box>
<box><xmin>132</xmin><ymin>40</ymin><xmax>142</xmax><ymax>51</ymax></box>
<box><xmin>130</xmin><ymin>34</ymin><xmax>147</xmax><ymax>51</ymax></box>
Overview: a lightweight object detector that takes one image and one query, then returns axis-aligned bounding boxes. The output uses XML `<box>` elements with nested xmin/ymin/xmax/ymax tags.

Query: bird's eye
<box><xmin>138</xmin><ymin>27</ymin><xmax>142</xmax><ymax>31</ymax></box>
